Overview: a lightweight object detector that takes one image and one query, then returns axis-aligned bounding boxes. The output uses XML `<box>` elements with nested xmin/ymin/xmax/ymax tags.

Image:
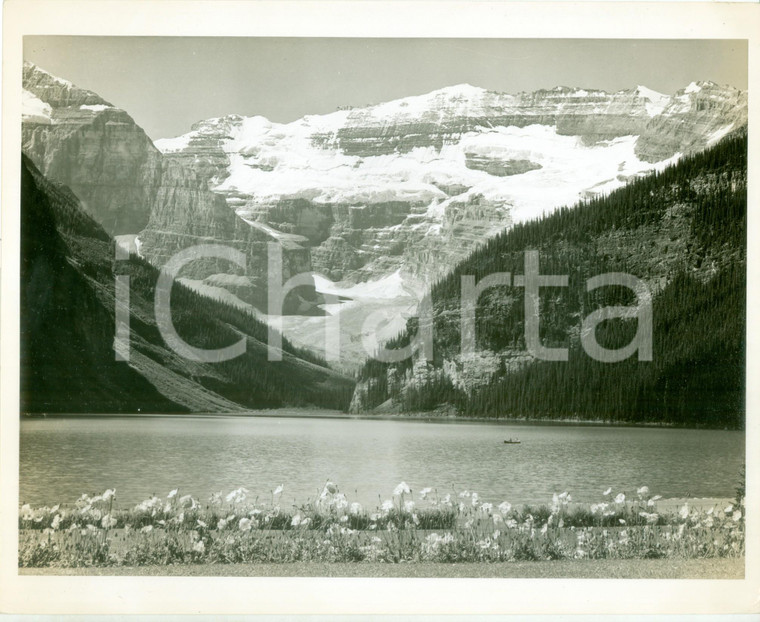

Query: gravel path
<box><xmin>20</xmin><ymin>557</ymin><xmax>743</xmax><ymax>578</ymax></box>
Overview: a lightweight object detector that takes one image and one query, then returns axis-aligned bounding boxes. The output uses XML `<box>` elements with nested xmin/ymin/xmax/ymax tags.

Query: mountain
<box><xmin>154</xmin><ymin>81</ymin><xmax>745</xmax><ymax>366</ymax></box>
<box><xmin>21</xmin><ymin>62</ymin><xmax>319</xmax><ymax>314</ymax></box>
<box><xmin>22</xmin><ymin>62</ymin><xmax>747</xmax><ymax>369</ymax></box>
<box><xmin>20</xmin><ymin>154</ymin><xmax>354</xmax><ymax>414</ymax></box>
<box><xmin>156</xmin><ymin>81</ymin><xmax>746</xmax><ymax>285</ymax></box>
<box><xmin>349</xmin><ymin>131</ymin><xmax>746</xmax><ymax>429</ymax></box>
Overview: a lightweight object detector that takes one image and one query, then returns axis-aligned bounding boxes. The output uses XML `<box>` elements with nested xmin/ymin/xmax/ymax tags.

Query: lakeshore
<box><xmin>21</xmin><ymin>408</ymin><xmax>741</xmax><ymax>431</ymax></box>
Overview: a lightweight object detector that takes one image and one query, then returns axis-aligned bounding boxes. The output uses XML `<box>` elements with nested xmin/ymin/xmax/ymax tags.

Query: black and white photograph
<box><xmin>1</xmin><ymin>0</ymin><xmax>758</xmax><ymax>616</ymax></box>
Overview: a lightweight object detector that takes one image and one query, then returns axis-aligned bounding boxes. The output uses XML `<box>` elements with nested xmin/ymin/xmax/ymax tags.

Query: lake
<box><xmin>19</xmin><ymin>413</ymin><xmax>744</xmax><ymax>509</ymax></box>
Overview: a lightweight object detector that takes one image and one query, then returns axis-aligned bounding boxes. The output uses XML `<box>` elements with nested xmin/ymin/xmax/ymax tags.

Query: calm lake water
<box><xmin>20</xmin><ymin>413</ymin><xmax>744</xmax><ymax>508</ymax></box>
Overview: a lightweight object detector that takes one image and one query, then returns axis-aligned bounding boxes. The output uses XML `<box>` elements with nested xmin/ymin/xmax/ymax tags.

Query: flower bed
<box><xmin>18</xmin><ymin>483</ymin><xmax>744</xmax><ymax>567</ymax></box>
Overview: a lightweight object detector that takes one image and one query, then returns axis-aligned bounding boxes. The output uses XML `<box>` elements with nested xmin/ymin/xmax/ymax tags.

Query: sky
<box><xmin>24</xmin><ymin>37</ymin><xmax>748</xmax><ymax>141</ymax></box>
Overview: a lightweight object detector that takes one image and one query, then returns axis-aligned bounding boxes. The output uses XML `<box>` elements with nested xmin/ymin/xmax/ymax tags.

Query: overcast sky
<box><xmin>24</xmin><ymin>37</ymin><xmax>748</xmax><ymax>141</ymax></box>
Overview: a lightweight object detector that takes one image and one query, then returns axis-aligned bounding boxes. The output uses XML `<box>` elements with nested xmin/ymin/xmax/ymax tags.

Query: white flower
<box><xmin>102</xmin><ymin>489</ymin><xmax>116</xmax><ymax>502</ymax></box>
<box><xmin>226</xmin><ymin>487</ymin><xmax>249</xmax><ymax>504</ymax></box>
<box><xmin>51</xmin><ymin>514</ymin><xmax>61</xmax><ymax>530</ymax></box>
<box><xmin>140</xmin><ymin>525</ymin><xmax>153</xmax><ymax>534</ymax></box>
<box><xmin>197</xmin><ymin>520</ymin><xmax>207</xmax><ymax>528</ymax></box>
<box><xmin>291</xmin><ymin>514</ymin><xmax>302</xmax><ymax>527</ymax></box>
<box><xmin>192</xmin><ymin>540</ymin><xmax>205</xmax><ymax>554</ymax></box>
<box><xmin>101</xmin><ymin>514</ymin><xmax>117</xmax><ymax>529</ymax></box>
<box><xmin>733</xmin><ymin>511</ymin><xmax>742</xmax><ymax>522</ymax></box>
<box><xmin>350</xmin><ymin>502</ymin><xmax>362</xmax><ymax>515</ymax></box>
<box><xmin>333</xmin><ymin>493</ymin><xmax>348</xmax><ymax>510</ymax></box>
<box><xmin>636</xmin><ymin>486</ymin><xmax>650</xmax><ymax>499</ymax></box>
<box><xmin>492</xmin><ymin>513</ymin><xmax>503</xmax><ymax>525</ymax></box>
<box><xmin>603</xmin><ymin>488</ymin><xmax>612</xmax><ymax>496</ymax></box>
<box><xmin>419</xmin><ymin>487</ymin><xmax>432</xmax><ymax>500</ymax></box>
<box><xmin>393</xmin><ymin>482</ymin><xmax>411</xmax><ymax>496</ymax></box>
<box><xmin>724</xmin><ymin>504</ymin><xmax>734</xmax><ymax>514</ymax></box>
<box><xmin>179</xmin><ymin>494</ymin><xmax>197</xmax><ymax>509</ymax></box>
<box><xmin>404</xmin><ymin>500</ymin><xmax>415</xmax><ymax>512</ymax></box>
<box><xmin>217</xmin><ymin>519</ymin><xmax>228</xmax><ymax>530</ymax></box>
<box><xmin>209</xmin><ymin>491</ymin><xmax>223</xmax><ymax>505</ymax></box>
<box><xmin>614</xmin><ymin>493</ymin><xmax>626</xmax><ymax>504</ymax></box>
<box><xmin>273</xmin><ymin>484</ymin><xmax>284</xmax><ymax>496</ymax></box>
<box><xmin>301</xmin><ymin>517</ymin><xmax>311</xmax><ymax>527</ymax></box>
<box><xmin>321</xmin><ymin>482</ymin><xmax>338</xmax><ymax>497</ymax></box>
<box><xmin>679</xmin><ymin>503</ymin><xmax>690</xmax><ymax>520</ymax></box>
<box><xmin>412</xmin><ymin>513</ymin><xmax>420</xmax><ymax>526</ymax></box>
<box><xmin>381</xmin><ymin>499</ymin><xmax>394</xmax><ymax>512</ymax></box>
<box><xmin>238</xmin><ymin>517</ymin><xmax>252</xmax><ymax>532</ymax></box>
<box><xmin>498</xmin><ymin>501</ymin><xmax>512</xmax><ymax>514</ymax></box>
<box><xmin>167</xmin><ymin>489</ymin><xmax>178</xmax><ymax>499</ymax></box>
<box><xmin>481</xmin><ymin>502</ymin><xmax>493</xmax><ymax>513</ymax></box>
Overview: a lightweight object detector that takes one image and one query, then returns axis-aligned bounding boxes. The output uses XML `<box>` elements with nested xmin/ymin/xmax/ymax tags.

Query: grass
<box><xmin>18</xmin><ymin>482</ymin><xmax>745</xmax><ymax>569</ymax></box>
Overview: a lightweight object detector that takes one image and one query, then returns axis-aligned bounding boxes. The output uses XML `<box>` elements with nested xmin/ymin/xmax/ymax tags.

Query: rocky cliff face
<box><xmin>22</xmin><ymin>62</ymin><xmax>161</xmax><ymax>234</ymax></box>
<box><xmin>22</xmin><ymin>62</ymin><xmax>317</xmax><ymax>312</ymax></box>
<box><xmin>157</xmin><ymin>82</ymin><xmax>746</xmax><ymax>289</ymax></box>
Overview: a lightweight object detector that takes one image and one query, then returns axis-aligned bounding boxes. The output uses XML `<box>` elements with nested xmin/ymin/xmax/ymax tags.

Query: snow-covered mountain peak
<box><xmin>684</xmin><ymin>80</ymin><xmax>722</xmax><ymax>94</ymax></box>
<box><xmin>634</xmin><ymin>85</ymin><xmax>670</xmax><ymax>117</ymax></box>
<box><xmin>432</xmin><ymin>83</ymin><xmax>488</xmax><ymax>98</ymax></box>
<box><xmin>23</xmin><ymin>61</ymin><xmax>112</xmax><ymax>110</ymax></box>
<box><xmin>23</xmin><ymin>61</ymin><xmax>73</xmax><ymax>87</ymax></box>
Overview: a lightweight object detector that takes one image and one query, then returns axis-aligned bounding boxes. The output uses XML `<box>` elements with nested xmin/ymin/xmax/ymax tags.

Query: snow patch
<box><xmin>154</xmin><ymin>133</ymin><xmax>193</xmax><ymax>153</ymax></box>
<box><xmin>706</xmin><ymin>124</ymin><xmax>734</xmax><ymax>146</ymax></box>
<box><xmin>80</xmin><ymin>104</ymin><xmax>112</xmax><ymax>112</ymax></box>
<box><xmin>635</xmin><ymin>85</ymin><xmax>669</xmax><ymax>117</ymax></box>
<box><xmin>22</xmin><ymin>89</ymin><xmax>52</xmax><ymax>124</ymax></box>
<box><xmin>684</xmin><ymin>81</ymin><xmax>702</xmax><ymax>94</ymax></box>
<box><xmin>313</xmin><ymin>269</ymin><xmax>410</xmax><ymax>301</ymax></box>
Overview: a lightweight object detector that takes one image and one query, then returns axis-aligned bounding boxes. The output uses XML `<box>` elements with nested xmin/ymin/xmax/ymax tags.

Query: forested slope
<box><xmin>353</xmin><ymin>132</ymin><xmax>746</xmax><ymax>429</ymax></box>
<box><xmin>21</xmin><ymin>155</ymin><xmax>355</xmax><ymax>414</ymax></box>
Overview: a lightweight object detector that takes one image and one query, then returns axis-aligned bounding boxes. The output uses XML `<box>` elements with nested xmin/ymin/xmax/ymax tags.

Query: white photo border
<box><xmin>1</xmin><ymin>0</ymin><xmax>758</xmax><ymax>615</ymax></box>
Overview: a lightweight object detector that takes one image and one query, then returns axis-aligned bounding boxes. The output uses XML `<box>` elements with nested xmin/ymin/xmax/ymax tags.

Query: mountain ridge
<box><xmin>22</xmin><ymin>62</ymin><xmax>747</xmax><ymax>369</ymax></box>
